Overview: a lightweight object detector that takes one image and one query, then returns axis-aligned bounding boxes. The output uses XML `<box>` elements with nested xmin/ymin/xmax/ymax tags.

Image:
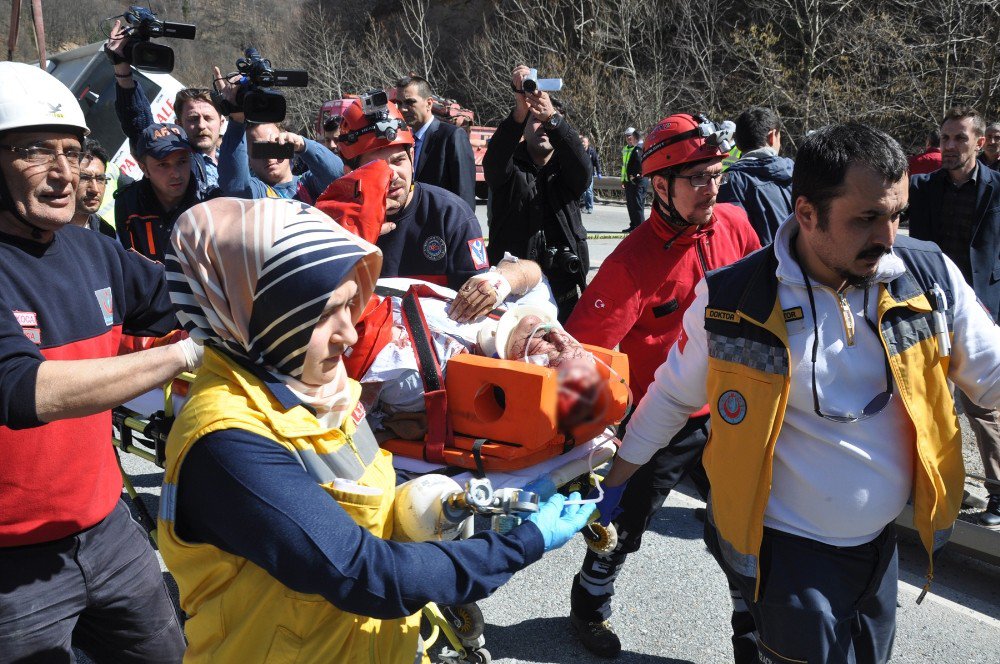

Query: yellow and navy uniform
<box><xmin>701</xmin><ymin>238</ymin><xmax>963</xmax><ymax>598</ymax></box>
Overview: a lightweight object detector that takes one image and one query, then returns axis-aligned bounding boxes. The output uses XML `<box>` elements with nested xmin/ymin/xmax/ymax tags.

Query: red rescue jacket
<box><xmin>565</xmin><ymin>203</ymin><xmax>760</xmax><ymax>406</ymax></box>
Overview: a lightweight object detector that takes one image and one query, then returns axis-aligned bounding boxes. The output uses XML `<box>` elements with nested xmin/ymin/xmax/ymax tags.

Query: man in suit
<box><xmin>909</xmin><ymin>105</ymin><xmax>1000</xmax><ymax>529</ymax></box>
<box><xmin>396</xmin><ymin>74</ymin><xmax>477</xmax><ymax>211</ymax></box>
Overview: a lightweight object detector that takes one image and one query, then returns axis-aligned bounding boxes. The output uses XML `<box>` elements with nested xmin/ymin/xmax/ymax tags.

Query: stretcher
<box><xmin>112</xmin><ymin>372</ymin><xmax>622</xmax><ymax>664</ymax></box>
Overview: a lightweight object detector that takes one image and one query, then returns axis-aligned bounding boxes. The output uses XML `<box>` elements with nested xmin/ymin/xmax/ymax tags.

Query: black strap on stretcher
<box><xmin>399</xmin><ymin>286</ymin><xmax>452</xmax><ymax>464</ymax></box>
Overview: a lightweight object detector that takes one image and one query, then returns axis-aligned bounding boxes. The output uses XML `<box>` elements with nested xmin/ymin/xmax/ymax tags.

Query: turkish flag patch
<box><xmin>467</xmin><ymin>238</ymin><xmax>489</xmax><ymax>270</ymax></box>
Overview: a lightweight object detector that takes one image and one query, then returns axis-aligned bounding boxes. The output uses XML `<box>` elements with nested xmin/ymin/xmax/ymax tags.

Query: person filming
<box><xmin>484</xmin><ymin>65</ymin><xmax>592</xmax><ymax>322</ymax></box>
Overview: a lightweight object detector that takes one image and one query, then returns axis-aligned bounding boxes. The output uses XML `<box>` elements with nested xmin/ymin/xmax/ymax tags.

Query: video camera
<box><xmin>118</xmin><ymin>5</ymin><xmax>196</xmax><ymax>74</ymax></box>
<box><xmin>213</xmin><ymin>47</ymin><xmax>309</xmax><ymax>124</ymax></box>
<box><xmin>522</xmin><ymin>68</ymin><xmax>563</xmax><ymax>94</ymax></box>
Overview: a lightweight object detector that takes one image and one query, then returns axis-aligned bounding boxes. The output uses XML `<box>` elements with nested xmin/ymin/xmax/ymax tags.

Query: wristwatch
<box><xmin>545</xmin><ymin>113</ymin><xmax>562</xmax><ymax>130</ymax></box>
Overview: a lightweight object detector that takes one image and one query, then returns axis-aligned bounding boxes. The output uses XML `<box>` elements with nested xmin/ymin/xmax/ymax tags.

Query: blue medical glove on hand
<box><xmin>593</xmin><ymin>481</ymin><xmax>628</xmax><ymax>527</ymax></box>
<box><xmin>526</xmin><ymin>492</ymin><xmax>597</xmax><ymax>552</ymax></box>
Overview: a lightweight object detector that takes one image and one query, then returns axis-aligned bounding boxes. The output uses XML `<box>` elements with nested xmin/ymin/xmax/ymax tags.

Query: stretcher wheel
<box><xmin>584</xmin><ymin>522</ymin><xmax>618</xmax><ymax>555</ymax></box>
<box><xmin>448</xmin><ymin>602</ymin><xmax>485</xmax><ymax>641</ymax></box>
<box><xmin>467</xmin><ymin>647</ymin><xmax>491</xmax><ymax>663</ymax></box>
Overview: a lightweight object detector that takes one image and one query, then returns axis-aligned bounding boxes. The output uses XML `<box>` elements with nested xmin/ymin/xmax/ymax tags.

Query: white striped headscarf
<box><xmin>166</xmin><ymin>198</ymin><xmax>381</xmax><ymax>415</ymax></box>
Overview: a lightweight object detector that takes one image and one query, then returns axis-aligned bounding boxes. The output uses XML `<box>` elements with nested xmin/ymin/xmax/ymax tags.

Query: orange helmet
<box><xmin>337</xmin><ymin>90</ymin><xmax>413</xmax><ymax>161</ymax></box>
<box><xmin>641</xmin><ymin>113</ymin><xmax>734</xmax><ymax>177</ymax></box>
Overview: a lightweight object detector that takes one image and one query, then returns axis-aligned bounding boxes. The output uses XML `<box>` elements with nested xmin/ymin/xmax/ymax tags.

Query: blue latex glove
<box><xmin>593</xmin><ymin>481</ymin><xmax>628</xmax><ymax>527</ymax></box>
<box><xmin>526</xmin><ymin>492</ymin><xmax>597</xmax><ymax>552</ymax></box>
<box><xmin>521</xmin><ymin>474</ymin><xmax>557</xmax><ymax>501</ymax></box>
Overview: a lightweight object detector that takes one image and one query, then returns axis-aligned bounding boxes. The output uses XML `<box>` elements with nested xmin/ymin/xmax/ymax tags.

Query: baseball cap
<box><xmin>624</xmin><ymin>127</ymin><xmax>636</xmax><ymax>136</ymax></box>
<box><xmin>135</xmin><ymin>122</ymin><xmax>191</xmax><ymax>159</ymax></box>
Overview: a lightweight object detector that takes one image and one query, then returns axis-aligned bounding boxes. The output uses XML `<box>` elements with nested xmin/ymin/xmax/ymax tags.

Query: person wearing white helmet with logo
<box><xmin>0</xmin><ymin>62</ymin><xmax>190</xmax><ymax>662</ymax></box>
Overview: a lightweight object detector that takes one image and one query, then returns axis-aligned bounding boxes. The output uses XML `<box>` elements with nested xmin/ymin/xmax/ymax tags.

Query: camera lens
<box><xmin>522</xmin><ymin>78</ymin><xmax>538</xmax><ymax>94</ymax></box>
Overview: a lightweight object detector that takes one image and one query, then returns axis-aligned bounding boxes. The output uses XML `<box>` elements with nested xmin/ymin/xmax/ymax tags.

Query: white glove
<box><xmin>176</xmin><ymin>336</ymin><xmax>204</xmax><ymax>372</ymax></box>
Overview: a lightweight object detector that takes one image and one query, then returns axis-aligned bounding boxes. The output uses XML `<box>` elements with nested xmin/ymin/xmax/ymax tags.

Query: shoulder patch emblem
<box><xmin>95</xmin><ymin>288</ymin><xmax>114</xmax><ymax>326</ymax></box>
<box><xmin>467</xmin><ymin>237</ymin><xmax>489</xmax><ymax>270</ymax></box>
<box><xmin>718</xmin><ymin>390</ymin><xmax>747</xmax><ymax>425</ymax></box>
<box><xmin>351</xmin><ymin>402</ymin><xmax>366</xmax><ymax>426</ymax></box>
<box><xmin>423</xmin><ymin>236</ymin><xmax>447</xmax><ymax>261</ymax></box>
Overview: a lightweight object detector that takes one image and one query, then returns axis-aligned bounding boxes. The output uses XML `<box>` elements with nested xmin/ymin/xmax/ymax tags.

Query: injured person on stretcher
<box><xmin>356</xmin><ymin>278</ymin><xmax>609</xmax><ymax>444</ymax></box>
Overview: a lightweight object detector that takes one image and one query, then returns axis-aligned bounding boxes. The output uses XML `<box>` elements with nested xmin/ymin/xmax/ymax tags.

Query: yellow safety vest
<box><xmin>702</xmin><ymin>243</ymin><xmax>963</xmax><ymax>599</ymax></box>
<box><xmin>158</xmin><ymin>347</ymin><xmax>425</xmax><ymax>663</ymax></box>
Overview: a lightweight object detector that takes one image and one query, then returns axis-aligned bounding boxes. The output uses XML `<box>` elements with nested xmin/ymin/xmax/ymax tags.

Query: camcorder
<box><xmin>522</xmin><ymin>68</ymin><xmax>563</xmax><ymax>94</ymax></box>
<box><xmin>213</xmin><ymin>47</ymin><xmax>309</xmax><ymax>126</ymax></box>
<box><xmin>117</xmin><ymin>5</ymin><xmax>196</xmax><ymax>74</ymax></box>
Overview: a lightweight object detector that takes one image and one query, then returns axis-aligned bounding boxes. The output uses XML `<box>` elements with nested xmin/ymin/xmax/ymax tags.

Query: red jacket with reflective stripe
<box><xmin>565</xmin><ymin>203</ymin><xmax>760</xmax><ymax>405</ymax></box>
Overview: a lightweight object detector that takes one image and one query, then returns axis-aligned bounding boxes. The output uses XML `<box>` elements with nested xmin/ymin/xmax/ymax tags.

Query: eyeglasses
<box><xmin>674</xmin><ymin>171</ymin><xmax>729</xmax><ymax>188</ymax></box>
<box><xmin>797</xmin><ymin>256</ymin><xmax>893</xmax><ymax>423</ymax></box>
<box><xmin>79</xmin><ymin>174</ymin><xmax>112</xmax><ymax>184</ymax></box>
<box><xmin>0</xmin><ymin>144</ymin><xmax>84</xmax><ymax>171</ymax></box>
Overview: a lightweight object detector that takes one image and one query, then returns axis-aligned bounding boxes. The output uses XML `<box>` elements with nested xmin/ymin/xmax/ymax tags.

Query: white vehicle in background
<box><xmin>43</xmin><ymin>42</ymin><xmax>188</xmax><ymax>223</ymax></box>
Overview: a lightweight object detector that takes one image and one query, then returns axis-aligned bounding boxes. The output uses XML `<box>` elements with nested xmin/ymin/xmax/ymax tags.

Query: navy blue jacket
<box><xmin>718</xmin><ymin>153</ymin><xmax>794</xmax><ymax>245</ymax></box>
<box><xmin>909</xmin><ymin>165</ymin><xmax>1000</xmax><ymax>322</ymax></box>
<box><xmin>177</xmin><ymin>428</ymin><xmax>544</xmax><ymax>619</ymax></box>
<box><xmin>376</xmin><ymin>183</ymin><xmax>488</xmax><ymax>290</ymax></box>
<box><xmin>413</xmin><ymin>118</ymin><xmax>477</xmax><ymax>212</ymax></box>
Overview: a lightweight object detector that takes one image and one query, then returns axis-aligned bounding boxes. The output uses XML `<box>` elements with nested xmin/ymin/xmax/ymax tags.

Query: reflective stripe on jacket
<box><xmin>702</xmin><ymin>240</ymin><xmax>963</xmax><ymax>599</ymax></box>
<box><xmin>158</xmin><ymin>347</ymin><xmax>423</xmax><ymax>663</ymax></box>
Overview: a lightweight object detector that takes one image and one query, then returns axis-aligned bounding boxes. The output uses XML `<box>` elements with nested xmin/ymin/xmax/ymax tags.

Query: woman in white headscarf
<box><xmin>156</xmin><ymin>197</ymin><xmax>593</xmax><ymax>663</ymax></box>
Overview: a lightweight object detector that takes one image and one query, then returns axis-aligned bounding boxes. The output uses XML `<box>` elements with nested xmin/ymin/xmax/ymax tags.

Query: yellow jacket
<box><xmin>158</xmin><ymin>348</ymin><xmax>424</xmax><ymax>663</ymax></box>
<box><xmin>702</xmin><ymin>242</ymin><xmax>963</xmax><ymax>599</ymax></box>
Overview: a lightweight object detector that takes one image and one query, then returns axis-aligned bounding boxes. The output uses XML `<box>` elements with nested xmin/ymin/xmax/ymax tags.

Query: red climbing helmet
<box><xmin>641</xmin><ymin>113</ymin><xmax>734</xmax><ymax>177</ymax></box>
<box><xmin>337</xmin><ymin>90</ymin><xmax>413</xmax><ymax>161</ymax></box>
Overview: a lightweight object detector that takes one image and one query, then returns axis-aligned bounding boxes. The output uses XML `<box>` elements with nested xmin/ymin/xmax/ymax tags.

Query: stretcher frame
<box><xmin>111</xmin><ymin>374</ymin><xmax>619</xmax><ymax>664</ymax></box>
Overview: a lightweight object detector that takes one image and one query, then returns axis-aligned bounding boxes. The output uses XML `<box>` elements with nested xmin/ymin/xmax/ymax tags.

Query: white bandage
<box><xmin>466</xmin><ymin>271</ymin><xmax>512</xmax><ymax>308</ymax></box>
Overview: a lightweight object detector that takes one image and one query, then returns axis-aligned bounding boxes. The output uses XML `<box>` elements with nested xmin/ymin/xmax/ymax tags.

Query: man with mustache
<box><xmin>563</xmin><ymin>113</ymin><xmax>759</xmax><ymax>658</ymax></box>
<box><xmin>70</xmin><ymin>139</ymin><xmax>115</xmax><ymax>237</ymax></box>
<box><xmin>0</xmin><ymin>62</ymin><xmax>191</xmax><ymax>663</ymax></box>
<box><xmin>104</xmin><ymin>24</ymin><xmax>220</xmax><ymax>261</ymax></box>
<box><xmin>909</xmin><ymin>106</ymin><xmax>1000</xmax><ymax>529</ymax></box>
<box><xmin>596</xmin><ymin>123</ymin><xmax>1000</xmax><ymax>663</ymax></box>
<box><xmin>336</xmin><ymin>95</ymin><xmax>545</xmax><ymax>322</ymax></box>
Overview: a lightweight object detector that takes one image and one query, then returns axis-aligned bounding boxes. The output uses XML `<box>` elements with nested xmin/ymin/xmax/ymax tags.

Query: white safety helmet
<box><xmin>0</xmin><ymin>62</ymin><xmax>88</xmax><ymax>138</ymax></box>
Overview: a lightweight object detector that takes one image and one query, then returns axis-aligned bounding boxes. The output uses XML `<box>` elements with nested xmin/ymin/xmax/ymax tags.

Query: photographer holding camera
<box><xmin>213</xmin><ymin>64</ymin><xmax>343</xmax><ymax>204</ymax></box>
<box><xmin>105</xmin><ymin>19</ymin><xmax>220</xmax><ymax>262</ymax></box>
<box><xmin>483</xmin><ymin>65</ymin><xmax>591</xmax><ymax>322</ymax></box>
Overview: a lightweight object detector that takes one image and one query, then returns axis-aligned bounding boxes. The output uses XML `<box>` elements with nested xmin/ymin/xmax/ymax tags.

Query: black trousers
<box><xmin>0</xmin><ymin>500</ymin><xmax>186</xmax><ymax>663</ymax></box>
<box><xmin>624</xmin><ymin>181</ymin><xmax>647</xmax><ymax>231</ymax></box>
<box><xmin>571</xmin><ymin>414</ymin><xmax>710</xmax><ymax>621</ymax></box>
<box><xmin>705</xmin><ymin>519</ymin><xmax>898</xmax><ymax>664</ymax></box>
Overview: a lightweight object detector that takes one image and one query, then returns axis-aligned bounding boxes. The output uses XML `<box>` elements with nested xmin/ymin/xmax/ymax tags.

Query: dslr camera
<box><xmin>542</xmin><ymin>245</ymin><xmax>582</xmax><ymax>275</ymax></box>
<box><xmin>116</xmin><ymin>5</ymin><xmax>196</xmax><ymax>74</ymax></box>
<box><xmin>213</xmin><ymin>47</ymin><xmax>309</xmax><ymax>124</ymax></box>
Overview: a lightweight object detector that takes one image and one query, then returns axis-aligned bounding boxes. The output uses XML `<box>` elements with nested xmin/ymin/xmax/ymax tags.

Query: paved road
<box><xmin>113</xmin><ymin>202</ymin><xmax>999</xmax><ymax>664</ymax></box>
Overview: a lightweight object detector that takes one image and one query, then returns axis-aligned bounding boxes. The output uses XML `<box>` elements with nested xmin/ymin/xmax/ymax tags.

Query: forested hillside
<box><xmin>5</xmin><ymin>0</ymin><xmax>1000</xmax><ymax>163</ymax></box>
